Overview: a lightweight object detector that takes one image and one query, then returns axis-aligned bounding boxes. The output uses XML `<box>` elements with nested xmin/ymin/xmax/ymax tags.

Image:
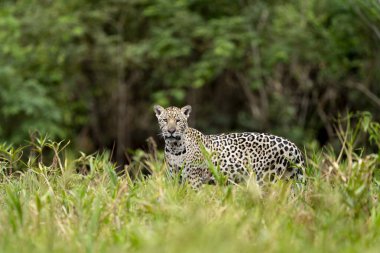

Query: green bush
<box><xmin>0</xmin><ymin>0</ymin><xmax>379</xmax><ymax>155</ymax></box>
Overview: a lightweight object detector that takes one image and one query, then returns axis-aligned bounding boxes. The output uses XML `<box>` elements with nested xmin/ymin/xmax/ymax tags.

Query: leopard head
<box><xmin>153</xmin><ymin>105</ymin><xmax>192</xmax><ymax>141</ymax></box>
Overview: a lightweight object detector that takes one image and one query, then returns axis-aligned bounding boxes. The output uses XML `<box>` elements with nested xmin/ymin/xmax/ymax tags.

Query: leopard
<box><xmin>154</xmin><ymin>105</ymin><xmax>305</xmax><ymax>189</ymax></box>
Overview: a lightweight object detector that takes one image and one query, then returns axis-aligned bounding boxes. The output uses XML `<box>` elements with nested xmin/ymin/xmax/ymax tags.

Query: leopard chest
<box><xmin>166</xmin><ymin>151</ymin><xmax>187</xmax><ymax>167</ymax></box>
<box><xmin>164</xmin><ymin>141</ymin><xmax>187</xmax><ymax>174</ymax></box>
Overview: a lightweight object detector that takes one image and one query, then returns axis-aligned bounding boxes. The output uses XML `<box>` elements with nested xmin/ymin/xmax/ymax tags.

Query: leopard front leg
<box><xmin>182</xmin><ymin>166</ymin><xmax>205</xmax><ymax>190</ymax></box>
<box><xmin>166</xmin><ymin>160</ymin><xmax>182</xmax><ymax>182</ymax></box>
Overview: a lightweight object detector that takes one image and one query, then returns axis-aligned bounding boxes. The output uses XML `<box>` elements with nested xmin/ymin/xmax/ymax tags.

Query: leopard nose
<box><xmin>168</xmin><ymin>128</ymin><xmax>176</xmax><ymax>134</ymax></box>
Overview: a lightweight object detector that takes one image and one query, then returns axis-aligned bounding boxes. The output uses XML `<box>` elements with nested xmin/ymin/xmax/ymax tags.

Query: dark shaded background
<box><xmin>0</xmin><ymin>0</ymin><xmax>379</xmax><ymax>164</ymax></box>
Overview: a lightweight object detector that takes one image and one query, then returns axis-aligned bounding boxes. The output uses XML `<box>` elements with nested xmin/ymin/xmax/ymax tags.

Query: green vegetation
<box><xmin>0</xmin><ymin>0</ymin><xmax>379</xmax><ymax>250</ymax></box>
<box><xmin>0</xmin><ymin>114</ymin><xmax>379</xmax><ymax>253</ymax></box>
<box><xmin>1</xmin><ymin>0</ymin><xmax>379</xmax><ymax>161</ymax></box>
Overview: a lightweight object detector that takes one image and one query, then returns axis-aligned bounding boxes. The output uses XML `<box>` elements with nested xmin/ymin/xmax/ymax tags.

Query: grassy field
<box><xmin>0</xmin><ymin>116</ymin><xmax>379</xmax><ymax>253</ymax></box>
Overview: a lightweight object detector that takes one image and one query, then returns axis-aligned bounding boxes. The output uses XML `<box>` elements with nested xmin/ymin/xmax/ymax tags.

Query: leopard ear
<box><xmin>181</xmin><ymin>105</ymin><xmax>192</xmax><ymax>118</ymax></box>
<box><xmin>153</xmin><ymin>105</ymin><xmax>164</xmax><ymax>117</ymax></box>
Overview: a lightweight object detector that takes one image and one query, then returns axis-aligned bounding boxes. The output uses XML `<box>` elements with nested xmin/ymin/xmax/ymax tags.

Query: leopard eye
<box><xmin>163</xmin><ymin>118</ymin><xmax>168</xmax><ymax>123</ymax></box>
<box><xmin>176</xmin><ymin>119</ymin><xmax>180</xmax><ymax>123</ymax></box>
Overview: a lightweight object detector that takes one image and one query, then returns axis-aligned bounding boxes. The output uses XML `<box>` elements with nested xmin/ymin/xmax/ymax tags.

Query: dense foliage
<box><xmin>0</xmin><ymin>0</ymin><xmax>379</xmax><ymax>162</ymax></box>
<box><xmin>0</xmin><ymin>115</ymin><xmax>379</xmax><ymax>253</ymax></box>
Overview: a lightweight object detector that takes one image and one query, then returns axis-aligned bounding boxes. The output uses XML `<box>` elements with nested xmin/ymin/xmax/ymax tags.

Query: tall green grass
<box><xmin>0</xmin><ymin>113</ymin><xmax>379</xmax><ymax>253</ymax></box>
